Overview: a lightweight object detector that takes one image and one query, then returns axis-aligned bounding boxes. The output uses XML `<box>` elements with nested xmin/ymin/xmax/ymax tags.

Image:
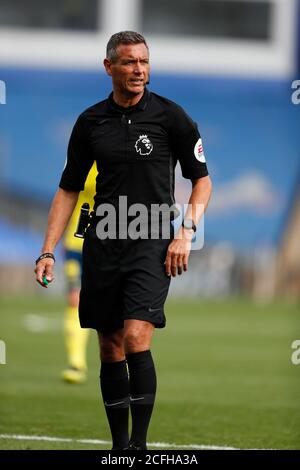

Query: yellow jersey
<box><xmin>63</xmin><ymin>162</ymin><xmax>97</xmax><ymax>252</ymax></box>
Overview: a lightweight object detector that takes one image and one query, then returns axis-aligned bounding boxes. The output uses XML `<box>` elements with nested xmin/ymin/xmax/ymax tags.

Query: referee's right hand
<box><xmin>35</xmin><ymin>259</ymin><xmax>55</xmax><ymax>288</ymax></box>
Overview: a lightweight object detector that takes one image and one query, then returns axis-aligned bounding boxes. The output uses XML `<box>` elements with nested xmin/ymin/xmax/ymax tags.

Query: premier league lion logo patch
<box><xmin>135</xmin><ymin>134</ymin><xmax>153</xmax><ymax>156</ymax></box>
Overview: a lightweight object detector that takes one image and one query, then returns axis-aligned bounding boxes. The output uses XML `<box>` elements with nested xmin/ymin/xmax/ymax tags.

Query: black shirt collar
<box><xmin>107</xmin><ymin>88</ymin><xmax>149</xmax><ymax>114</ymax></box>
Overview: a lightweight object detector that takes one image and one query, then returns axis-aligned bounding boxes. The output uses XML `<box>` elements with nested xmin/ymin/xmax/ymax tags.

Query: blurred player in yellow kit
<box><xmin>61</xmin><ymin>162</ymin><xmax>97</xmax><ymax>384</ymax></box>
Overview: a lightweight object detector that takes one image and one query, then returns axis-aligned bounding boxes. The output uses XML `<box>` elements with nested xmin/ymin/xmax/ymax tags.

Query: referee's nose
<box><xmin>133</xmin><ymin>61</ymin><xmax>143</xmax><ymax>75</ymax></box>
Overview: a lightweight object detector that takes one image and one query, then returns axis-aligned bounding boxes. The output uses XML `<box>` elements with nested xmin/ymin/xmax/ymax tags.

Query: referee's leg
<box><xmin>97</xmin><ymin>320</ymin><xmax>155</xmax><ymax>450</ymax></box>
<box><xmin>124</xmin><ymin>320</ymin><xmax>156</xmax><ymax>450</ymax></box>
<box><xmin>98</xmin><ymin>328</ymin><xmax>128</xmax><ymax>450</ymax></box>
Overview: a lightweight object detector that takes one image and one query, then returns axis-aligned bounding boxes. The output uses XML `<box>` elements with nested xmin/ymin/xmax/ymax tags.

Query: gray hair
<box><xmin>106</xmin><ymin>31</ymin><xmax>149</xmax><ymax>63</ymax></box>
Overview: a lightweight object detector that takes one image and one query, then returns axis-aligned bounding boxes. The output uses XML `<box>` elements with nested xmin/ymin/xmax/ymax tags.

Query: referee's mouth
<box><xmin>128</xmin><ymin>78</ymin><xmax>145</xmax><ymax>87</ymax></box>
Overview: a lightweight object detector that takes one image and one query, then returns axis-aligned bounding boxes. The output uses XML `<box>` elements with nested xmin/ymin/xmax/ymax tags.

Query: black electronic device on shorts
<box><xmin>74</xmin><ymin>203</ymin><xmax>90</xmax><ymax>238</ymax></box>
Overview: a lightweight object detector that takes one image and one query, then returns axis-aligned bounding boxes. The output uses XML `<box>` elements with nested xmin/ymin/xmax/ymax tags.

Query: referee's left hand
<box><xmin>164</xmin><ymin>227</ymin><xmax>193</xmax><ymax>277</ymax></box>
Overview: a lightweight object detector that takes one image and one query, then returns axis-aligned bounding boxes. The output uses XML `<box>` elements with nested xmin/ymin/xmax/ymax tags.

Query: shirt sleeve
<box><xmin>59</xmin><ymin>115</ymin><xmax>94</xmax><ymax>191</ymax></box>
<box><xmin>169</xmin><ymin>104</ymin><xmax>209</xmax><ymax>180</ymax></box>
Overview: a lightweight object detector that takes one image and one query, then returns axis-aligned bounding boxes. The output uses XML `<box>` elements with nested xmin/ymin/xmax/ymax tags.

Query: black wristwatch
<box><xmin>182</xmin><ymin>218</ymin><xmax>196</xmax><ymax>232</ymax></box>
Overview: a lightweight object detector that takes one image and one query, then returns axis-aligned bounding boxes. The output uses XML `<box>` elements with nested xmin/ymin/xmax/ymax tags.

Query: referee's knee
<box><xmin>98</xmin><ymin>332</ymin><xmax>125</xmax><ymax>362</ymax></box>
<box><xmin>124</xmin><ymin>324</ymin><xmax>153</xmax><ymax>354</ymax></box>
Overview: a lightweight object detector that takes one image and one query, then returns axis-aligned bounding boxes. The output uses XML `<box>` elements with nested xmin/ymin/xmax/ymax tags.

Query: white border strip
<box><xmin>0</xmin><ymin>0</ymin><xmax>297</xmax><ymax>78</ymax></box>
<box><xmin>0</xmin><ymin>434</ymin><xmax>239</xmax><ymax>450</ymax></box>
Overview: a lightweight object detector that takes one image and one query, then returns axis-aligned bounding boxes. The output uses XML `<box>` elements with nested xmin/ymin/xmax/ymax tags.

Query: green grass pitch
<box><xmin>0</xmin><ymin>295</ymin><xmax>299</xmax><ymax>450</ymax></box>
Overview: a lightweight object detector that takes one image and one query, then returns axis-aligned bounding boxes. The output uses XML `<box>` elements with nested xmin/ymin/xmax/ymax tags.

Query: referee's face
<box><xmin>104</xmin><ymin>43</ymin><xmax>150</xmax><ymax>100</ymax></box>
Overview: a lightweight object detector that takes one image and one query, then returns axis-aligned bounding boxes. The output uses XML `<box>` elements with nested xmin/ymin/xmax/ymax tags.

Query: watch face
<box><xmin>183</xmin><ymin>219</ymin><xmax>193</xmax><ymax>230</ymax></box>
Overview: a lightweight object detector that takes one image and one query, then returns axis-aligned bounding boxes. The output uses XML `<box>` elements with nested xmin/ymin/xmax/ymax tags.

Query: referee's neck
<box><xmin>112</xmin><ymin>90</ymin><xmax>145</xmax><ymax>108</ymax></box>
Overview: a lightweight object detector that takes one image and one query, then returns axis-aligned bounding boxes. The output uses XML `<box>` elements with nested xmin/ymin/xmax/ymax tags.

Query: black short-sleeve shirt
<box><xmin>59</xmin><ymin>88</ymin><xmax>208</xmax><ymax>210</ymax></box>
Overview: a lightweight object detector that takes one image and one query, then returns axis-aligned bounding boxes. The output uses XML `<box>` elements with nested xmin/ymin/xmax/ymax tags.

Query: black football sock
<box><xmin>126</xmin><ymin>350</ymin><xmax>157</xmax><ymax>448</ymax></box>
<box><xmin>100</xmin><ymin>360</ymin><xmax>130</xmax><ymax>450</ymax></box>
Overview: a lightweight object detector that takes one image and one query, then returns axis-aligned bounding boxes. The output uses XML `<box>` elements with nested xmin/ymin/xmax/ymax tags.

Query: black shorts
<box><xmin>79</xmin><ymin>224</ymin><xmax>173</xmax><ymax>332</ymax></box>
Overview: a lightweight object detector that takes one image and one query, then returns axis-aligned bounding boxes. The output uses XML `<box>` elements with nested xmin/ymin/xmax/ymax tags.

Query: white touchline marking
<box><xmin>0</xmin><ymin>434</ymin><xmax>241</xmax><ymax>450</ymax></box>
<box><xmin>0</xmin><ymin>434</ymin><xmax>109</xmax><ymax>445</ymax></box>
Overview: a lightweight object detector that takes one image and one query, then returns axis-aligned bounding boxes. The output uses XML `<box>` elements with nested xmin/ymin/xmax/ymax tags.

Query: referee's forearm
<box><xmin>41</xmin><ymin>188</ymin><xmax>79</xmax><ymax>253</ymax></box>
<box><xmin>186</xmin><ymin>175</ymin><xmax>212</xmax><ymax>224</ymax></box>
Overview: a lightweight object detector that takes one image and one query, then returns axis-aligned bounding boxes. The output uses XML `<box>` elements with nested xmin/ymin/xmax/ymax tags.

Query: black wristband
<box><xmin>182</xmin><ymin>218</ymin><xmax>196</xmax><ymax>232</ymax></box>
<box><xmin>35</xmin><ymin>252</ymin><xmax>55</xmax><ymax>265</ymax></box>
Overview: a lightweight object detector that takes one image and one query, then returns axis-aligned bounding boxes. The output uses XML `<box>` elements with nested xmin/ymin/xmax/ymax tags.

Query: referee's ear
<box><xmin>103</xmin><ymin>58</ymin><xmax>113</xmax><ymax>76</ymax></box>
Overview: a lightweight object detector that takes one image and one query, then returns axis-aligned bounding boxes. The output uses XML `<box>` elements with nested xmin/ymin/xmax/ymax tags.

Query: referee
<box><xmin>35</xmin><ymin>31</ymin><xmax>212</xmax><ymax>450</ymax></box>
